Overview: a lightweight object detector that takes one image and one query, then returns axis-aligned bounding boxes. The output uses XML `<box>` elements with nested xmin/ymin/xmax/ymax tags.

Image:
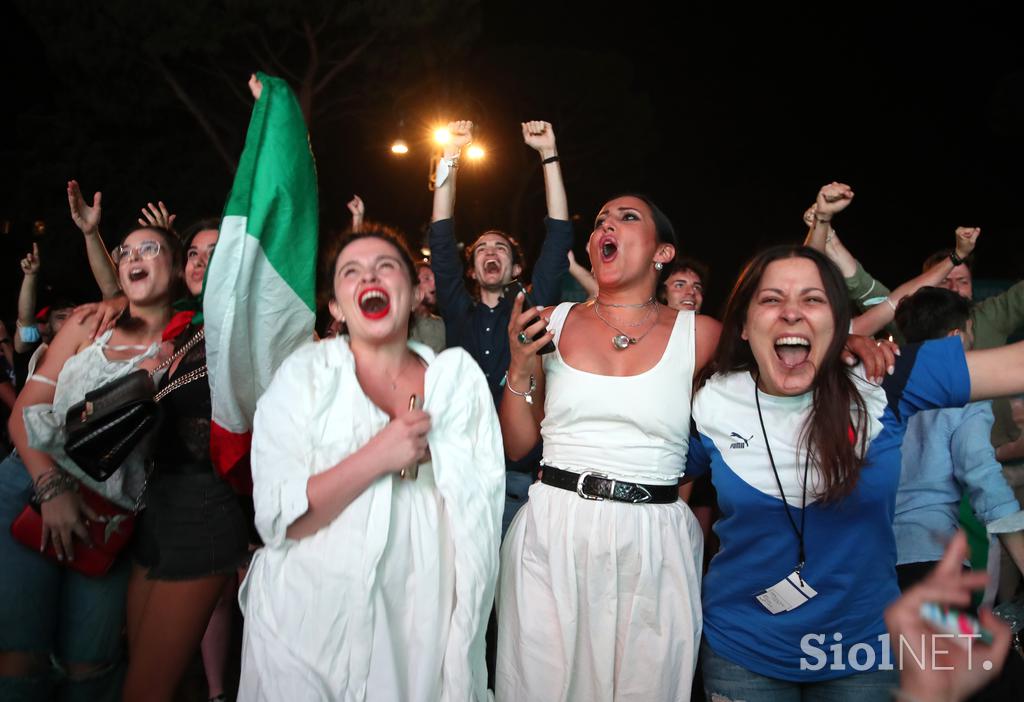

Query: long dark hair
<box><xmin>704</xmin><ymin>245</ymin><xmax>868</xmax><ymax>503</ymax></box>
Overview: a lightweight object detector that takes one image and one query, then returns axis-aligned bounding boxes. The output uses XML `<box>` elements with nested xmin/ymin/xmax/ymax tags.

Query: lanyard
<box><xmin>754</xmin><ymin>376</ymin><xmax>809</xmax><ymax>583</ymax></box>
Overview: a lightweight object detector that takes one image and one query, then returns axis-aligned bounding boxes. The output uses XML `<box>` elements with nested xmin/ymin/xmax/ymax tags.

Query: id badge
<box><xmin>755</xmin><ymin>570</ymin><xmax>818</xmax><ymax>614</ymax></box>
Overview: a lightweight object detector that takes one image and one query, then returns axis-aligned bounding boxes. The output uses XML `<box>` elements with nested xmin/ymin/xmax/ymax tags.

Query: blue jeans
<box><xmin>502</xmin><ymin>471</ymin><xmax>533</xmax><ymax>537</ymax></box>
<box><xmin>0</xmin><ymin>452</ymin><xmax>129</xmax><ymax>701</ymax></box>
<box><xmin>700</xmin><ymin>639</ymin><xmax>898</xmax><ymax>702</ymax></box>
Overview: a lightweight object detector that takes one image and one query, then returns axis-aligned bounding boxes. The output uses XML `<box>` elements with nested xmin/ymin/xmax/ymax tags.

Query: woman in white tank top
<box><xmin>495</xmin><ymin>195</ymin><xmax>721</xmax><ymax>701</ymax></box>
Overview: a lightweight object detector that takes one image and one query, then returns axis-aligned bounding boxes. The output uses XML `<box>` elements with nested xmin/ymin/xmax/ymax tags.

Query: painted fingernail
<box><xmin>887</xmin><ymin>365</ymin><xmax>895</xmax><ymax>375</ymax></box>
<box><xmin>894</xmin><ymin>348</ymin><xmax>901</xmax><ymax>356</ymax></box>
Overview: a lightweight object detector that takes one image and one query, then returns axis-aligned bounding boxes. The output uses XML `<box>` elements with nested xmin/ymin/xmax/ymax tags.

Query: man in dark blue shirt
<box><xmin>429</xmin><ymin>119</ymin><xmax>572</xmax><ymax>533</ymax></box>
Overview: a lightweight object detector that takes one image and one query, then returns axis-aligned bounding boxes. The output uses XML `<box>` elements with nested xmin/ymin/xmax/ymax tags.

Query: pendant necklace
<box><xmin>593</xmin><ymin>299</ymin><xmax>659</xmax><ymax>350</ymax></box>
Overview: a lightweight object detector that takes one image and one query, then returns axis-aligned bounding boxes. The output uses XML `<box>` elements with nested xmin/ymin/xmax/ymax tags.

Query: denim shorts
<box><xmin>700</xmin><ymin>639</ymin><xmax>899</xmax><ymax>702</ymax></box>
<box><xmin>0</xmin><ymin>452</ymin><xmax>130</xmax><ymax>662</ymax></box>
<box><xmin>132</xmin><ymin>470</ymin><xmax>250</xmax><ymax>579</ymax></box>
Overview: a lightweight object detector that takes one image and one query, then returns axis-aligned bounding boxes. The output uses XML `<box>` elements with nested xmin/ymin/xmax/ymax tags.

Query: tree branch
<box><xmin>150</xmin><ymin>56</ymin><xmax>236</xmax><ymax>173</ymax></box>
<box><xmin>313</xmin><ymin>32</ymin><xmax>378</xmax><ymax>95</ymax></box>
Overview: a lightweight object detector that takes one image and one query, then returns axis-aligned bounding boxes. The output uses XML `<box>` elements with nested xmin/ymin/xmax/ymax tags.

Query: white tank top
<box><xmin>540</xmin><ymin>302</ymin><xmax>696</xmax><ymax>485</ymax></box>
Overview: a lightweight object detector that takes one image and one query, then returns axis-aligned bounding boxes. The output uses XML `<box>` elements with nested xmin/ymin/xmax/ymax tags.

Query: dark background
<box><xmin>2</xmin><ymin>1</ymin><xmax>1022</xmax><ymax>324</ymax></box>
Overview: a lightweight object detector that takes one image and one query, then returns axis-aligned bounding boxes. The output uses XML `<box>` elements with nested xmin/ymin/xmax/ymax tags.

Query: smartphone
<box><xmin>919</xmin><ymin>603</ymin><xmax>995</xmax><ymax>645</ymax></box>
<box><xmin>503</xmin><ymin>279</ymin><xmax>555</xmax><ymax>355</ymax></box>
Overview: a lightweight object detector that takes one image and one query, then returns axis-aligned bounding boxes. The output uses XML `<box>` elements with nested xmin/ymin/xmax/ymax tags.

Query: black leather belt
<box><xmin>541</xmin><ymin>466</ymin><xmax>678</xmax><ymax>504</ymax></box>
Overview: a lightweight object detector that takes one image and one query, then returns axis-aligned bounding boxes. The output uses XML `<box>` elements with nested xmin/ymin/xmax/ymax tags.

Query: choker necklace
<box><xmin>595</xmin><ymin>296</ymin><xmax>655</xmax><ymax>309</ymax></box>
<box><xmin>593</xmin><ymin>300</ymin><xmax>659</xmax><ymax>350</ymax></box>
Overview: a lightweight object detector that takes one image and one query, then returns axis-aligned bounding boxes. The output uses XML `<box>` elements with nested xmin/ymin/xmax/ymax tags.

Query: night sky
<box><xmin>2</xmin><ymin>2</ymin><xmax>1022</xmax><ymax>322</ymax></box>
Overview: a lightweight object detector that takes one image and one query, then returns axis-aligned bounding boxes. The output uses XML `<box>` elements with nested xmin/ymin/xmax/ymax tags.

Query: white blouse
<box><xmin>238</xmin><ymin>338</ymin><xmax>504</xmax><ymax>702</ymax></box>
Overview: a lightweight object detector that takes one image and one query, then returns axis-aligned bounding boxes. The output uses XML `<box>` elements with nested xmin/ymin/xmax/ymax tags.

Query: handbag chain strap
<box><xmin>152</xmin><ymin>326</ymin><xmax>207</xmax><ymax>403</ymax></box>
<box><xmin>152</xmin><ymin>327</ymin><xmax>205</xmax><ymax>375</ymax></box>
<box><xmin>154</xmin><ymin>366</ymin><xmax>208</xmax><ymax>402</ymax></box>
<box><xmin>132</xmin><ymin>326</ymin><xmax>208</xmax><ymax>511</ymax></box>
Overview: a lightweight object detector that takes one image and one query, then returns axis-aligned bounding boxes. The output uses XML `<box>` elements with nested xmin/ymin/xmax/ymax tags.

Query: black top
<box><xmin>428</xmin><ymin>216</ymin><xmax>573</xmax><ymax>405</ymax></box>
<box><xmin>154</xmin><ymin>326</ymin><xmax>211</xmax><ymax>474</ymax></box>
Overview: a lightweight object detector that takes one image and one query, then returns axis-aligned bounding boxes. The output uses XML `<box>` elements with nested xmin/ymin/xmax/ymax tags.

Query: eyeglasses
<box><xmin>113</xmin><ymin>240</ymin><xmax>162</xmax><ymax>264</ymax></box>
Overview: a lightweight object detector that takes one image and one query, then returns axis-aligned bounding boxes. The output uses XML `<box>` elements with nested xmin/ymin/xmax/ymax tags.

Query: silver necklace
<box><xmin>595</xmin><ymin>296</ymin><xmax>655</xmax><ymax>309</ymax></box>
<box><xmin>593</xmin><ymin>301</ymin><xmax>659</xmax><ymax>350</ymax></box>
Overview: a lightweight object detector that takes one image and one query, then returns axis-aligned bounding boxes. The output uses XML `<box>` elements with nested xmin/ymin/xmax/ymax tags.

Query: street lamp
<box><xmin>389</xmin><ymin>123</ymin><xmax>485</xmax><ymax>190</ymax></box>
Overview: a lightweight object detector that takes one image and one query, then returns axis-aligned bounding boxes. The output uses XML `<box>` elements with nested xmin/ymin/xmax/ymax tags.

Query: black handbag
<box><xmin>64</xmin><ymin>370</ymin><xmax>160</xmax><ymax>481</ymax></box>
<box><xmin>64</xmin><ymin>328</ymin><xmax>206</xmax><ymax>482</ymax></box>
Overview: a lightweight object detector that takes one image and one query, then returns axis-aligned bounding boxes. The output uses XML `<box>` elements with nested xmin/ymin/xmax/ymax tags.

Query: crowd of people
<box><xmin>1</xmin><ymin>75</ymin><xmax>1023</xmax><ymax>702</ymax></box>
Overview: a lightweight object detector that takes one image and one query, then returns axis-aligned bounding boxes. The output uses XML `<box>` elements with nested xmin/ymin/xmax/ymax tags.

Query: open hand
<box><xmin>67</xmin><ymin>180</ymin><xmax>101</xmax><ymax>236</ymax></box>
<box><xmin>138</xmin><ymin>201</ymin><xmax>176</xmax><ymax>230</ymax></box>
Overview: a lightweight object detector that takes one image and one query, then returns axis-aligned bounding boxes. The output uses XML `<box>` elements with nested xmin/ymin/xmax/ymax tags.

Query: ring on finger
<box><xmin>517</xmin><ymin>331</ymin><xmax>529</xmax><ymax>345</ymax></box>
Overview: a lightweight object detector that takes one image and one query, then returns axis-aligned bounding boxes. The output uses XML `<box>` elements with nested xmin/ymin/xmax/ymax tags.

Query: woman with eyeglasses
<box><xmin>120</xmin><ymin>216</ymin><xmax>251</xmax><ymax>702</ymax></box>
<box><xmin>1</xmin><ymin>211</ymin><xmax>181</xmax><ymax>701</ymax></box>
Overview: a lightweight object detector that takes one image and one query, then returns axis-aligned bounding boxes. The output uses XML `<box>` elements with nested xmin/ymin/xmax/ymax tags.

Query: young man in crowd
<box><xmin>429</xmin><ymin>119</ymin><xmax>571</xmax><ymax>533</ymax></box>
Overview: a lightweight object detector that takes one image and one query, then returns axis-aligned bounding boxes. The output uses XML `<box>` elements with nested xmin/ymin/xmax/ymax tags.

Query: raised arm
<box><xmin>347</xmin><ymin>194</ymin><xmax>364</xmax><ymax>233</ymax></box>
<box><xmin>802</xmin><ymin>182</ymin><xmax>858</xmax><ymax>277</ymax></box>
<box><xmin>523</xmin><ymin>121</ymin><xmax>573</xmax><ymax>305</ymax></box>
<box><xmin>522</xmin><ymin>121</ymin><xmax>568</xmax><ymax>220</ymax></box>
<box><xmin>852</xmin><ymin>228</ymin><xmax>980</xmax><ymax>336</ymax></box>
<box><xmin>499</xmin><ymin>295</ymin><xmax>554</xmax><ymax>459</ymax></box>
<box><xmin>431</xmin><ymin>120</ymin><xmax>472</xmax><ymax>223</ymax></box>
<box><xmin>67</xmin><ymin>180</ymin><xmax>120</xmax><ymax>299</ymax></box>
<box><xmin>428</xmin><ymin>121</ymin><xmax>476</xmax><ymax>318</ymax></box>
<box><xmin>14</xmin><ymin>244</ymin><xmax>40</xmax><ymax>354</ymax></box>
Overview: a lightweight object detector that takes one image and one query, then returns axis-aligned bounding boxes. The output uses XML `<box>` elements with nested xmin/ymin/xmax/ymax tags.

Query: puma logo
<box><xmin>729</xmin><ymin>432</ymin><xmax>753</xmax><ymax>449</ymax></box>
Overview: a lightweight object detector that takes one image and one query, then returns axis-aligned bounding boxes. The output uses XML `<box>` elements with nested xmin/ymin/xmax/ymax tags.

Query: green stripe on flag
<box><xmin>222</xmin><ymin>72</ymin><xmax>318</xmax><ymax>312</ymax></box>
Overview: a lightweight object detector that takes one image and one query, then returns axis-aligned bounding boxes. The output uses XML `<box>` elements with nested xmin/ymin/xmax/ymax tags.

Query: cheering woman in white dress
<box><xmin>238</xmin><ymin>227</ymin><xmax>504</xmax><ymax>701</ymax></box>
<box><xmin>495</xmin><ymin>195</ymin><xmax>721</xmax><ymax>701</ymax></box>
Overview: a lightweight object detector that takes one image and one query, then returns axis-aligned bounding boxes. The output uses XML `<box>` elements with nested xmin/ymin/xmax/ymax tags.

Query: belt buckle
<box><xmin>576</xmin><ymin>470</ymin><xmax>610</xmax><ymax>501</ymax></box>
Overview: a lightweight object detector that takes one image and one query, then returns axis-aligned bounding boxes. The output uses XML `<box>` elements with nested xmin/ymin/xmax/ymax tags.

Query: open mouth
<box><xmin>482</xmin><ymin>259</ymin><xmax>501</xmax><ymax>275</ymax></box>
<box><xmin>774</xmin><ymin>336</ymin><xmax>811</xmax><ymax>368</ymax></box>
<box><xmin>599</xmin><ymin>236</ymin><xmax>618</xmax><ymax>262</ymax></box>
<box><xmin>128</xmin><ymin>267</ymin><xmax>149</xmax><ymax>283</ymax></box>
<box><xmin>358</xmin><ymin>287</ymin><xmax>391</xmax><ymax>319</ymax></box>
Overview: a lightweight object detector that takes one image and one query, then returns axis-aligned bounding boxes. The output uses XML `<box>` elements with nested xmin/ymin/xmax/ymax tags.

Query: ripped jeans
<box><xmin>0</xmin><ymin>452</ymin><xmax>129</xmax><ymax>701</ymax></box>
<box><xmin>700</xmin><ymin>639</ymin><xmax>898</xmax><ymax>702</ymax></box>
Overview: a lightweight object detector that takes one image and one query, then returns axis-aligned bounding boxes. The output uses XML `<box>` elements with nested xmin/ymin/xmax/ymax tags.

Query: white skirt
<box><xmin>496</xmin><ymin>482</ymin><xmax>703</xmax><ymax>702</ymax></box>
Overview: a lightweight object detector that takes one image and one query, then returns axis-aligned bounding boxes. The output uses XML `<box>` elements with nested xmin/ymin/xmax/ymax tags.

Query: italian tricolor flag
<box><xmin>204</xmin><ymin>72</ymin><xmax>318</xmax><ymax>482</ymax></box>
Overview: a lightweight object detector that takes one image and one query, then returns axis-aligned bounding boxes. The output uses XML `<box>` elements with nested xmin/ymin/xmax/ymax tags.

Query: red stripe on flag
<box><xmin>210</xmin><ymin>421</ymin><xmax>253</xmax><ymax>494</ymax></box>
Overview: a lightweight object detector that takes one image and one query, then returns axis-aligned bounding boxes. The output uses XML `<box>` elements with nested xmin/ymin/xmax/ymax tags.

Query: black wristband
<box><xmin>949</xmin><ymin>251</ymin><xmax>967</xmax><ymax>266</ymax></box>
<box><xmin>541</xmin><ymin>155</ymin><xmax>559</xmax><ymax>165</ymax></box>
